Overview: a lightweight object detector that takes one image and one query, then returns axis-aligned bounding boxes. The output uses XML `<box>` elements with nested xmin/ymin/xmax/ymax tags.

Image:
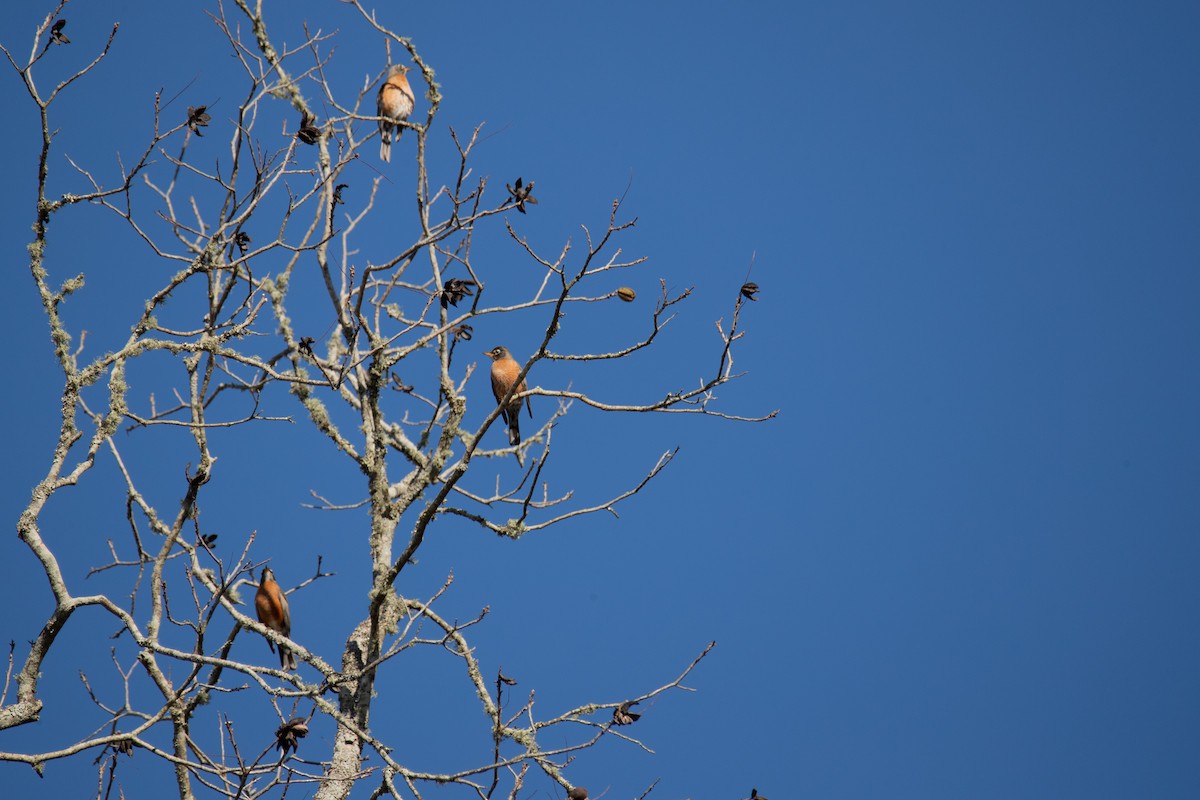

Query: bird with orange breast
<box><xmin>255</xmin><ymin>566</ymin><xmax>297</xmax><ymax>671</ymax></box>
<box><xmin>484</xmin><ymin>345</ymin><xmax>531</xmax><ymax>445</ymax></box>
<box><xmin>377</xmin><ymin>64</ymin><xmax>415</xmax><ymax>162</ymax></box>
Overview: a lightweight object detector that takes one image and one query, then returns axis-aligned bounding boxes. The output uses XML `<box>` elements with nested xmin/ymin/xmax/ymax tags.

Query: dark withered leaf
<box><xmin>233</xmin><ymin>231</ymin><xmax>252</xmax><ymax>254</ymax></box>
<box><xmin>298</xmin><ymin>336</ymin><xmax>316</xmax><ymax>358</ymax></box>
<box><xmin>740</xmin><ymin>282</ymin><xmax>759</xmax><ymax>301</ymax></box>
<box><xmin>567</xmin><ymin>788</ymin><xmax>588</xmax><ymax>800</ymax></box>
<box><xmin>450</xmin><ymin>323</ymin><xmax>473</xmax><ymax>341</ymax></box>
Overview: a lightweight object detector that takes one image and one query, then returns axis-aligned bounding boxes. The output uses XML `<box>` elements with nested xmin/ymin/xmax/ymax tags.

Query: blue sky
<box><xmin>2</xmin><ymin>1</ymin><xmax>1199</xmax><ymax>798</ymax></box>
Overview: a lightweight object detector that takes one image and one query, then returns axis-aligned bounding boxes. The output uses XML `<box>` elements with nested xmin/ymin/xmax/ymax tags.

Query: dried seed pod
<box><xmin>296</xmin><ymin>112</ymin><xmax>321</xmax><ymax>144</ymax></box>
<box><xmin>613</xmin><ymin>699</ymin><xmax>641</xmax><ymax>725</ymax></box>
<box><xmin>275</xmin><ymin>717</ymin><xmax>310</xmax><ymax>756</ymax></box>
<box><xmin>187</xmin><ymin>105</ymin><xmax>212</xmax><ymax>135</ymax></box>
<box><xmin>441</xmin><ymin>278</ymin><xmax>478</xmax><ymax>307</ymax></box>
<box><xmin>50</xmin><ymin>19</ymin><xmax>71</xmax><ymax>45</ymax></box>
<box><xmin>616</xmin><ymin>286</ymin><xmax>636</xmax><ymax>302</ymax></box>
<box><xmin>506</xmin><ymin>177</ymin><xmax>539</xmax><ymax>213</ymax></box>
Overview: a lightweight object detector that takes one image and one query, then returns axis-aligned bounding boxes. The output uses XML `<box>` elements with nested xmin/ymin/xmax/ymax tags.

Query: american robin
<box><xmin>377</xmin><ymin>64</ymin><xmax>415</xmax><ymax>162</ymax></box>
<box><xmin>254</xmin><ymin>566</ymin><xmax>297</xmax><ymax>671</ymax></box>
<box><xmin>484</xmin><ymin>345</ymin><xmax>531</xmax><ymax>446</ymax></box>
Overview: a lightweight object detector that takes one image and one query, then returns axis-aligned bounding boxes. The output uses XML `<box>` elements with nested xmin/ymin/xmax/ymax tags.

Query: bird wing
<box><xmin>277</xmin><ymin>588</ymin><xmax>292</xmax><ymax>637</ymax></box>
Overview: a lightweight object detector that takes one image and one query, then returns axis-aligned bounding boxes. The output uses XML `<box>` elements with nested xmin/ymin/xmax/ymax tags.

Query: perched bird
<box><xmin>255</xmin><ymin>567</ymin><xmax>297</xmax><ymax>671</ymax></box>
<box><xmin>484</xmin><ymin>345</ymin><xmax>531</xmax><ymax>446</ymax></box>
<box><xmin>377</xmin><ymin>64</ymin><xmax>415</xmax><ymax>162</ymax></box>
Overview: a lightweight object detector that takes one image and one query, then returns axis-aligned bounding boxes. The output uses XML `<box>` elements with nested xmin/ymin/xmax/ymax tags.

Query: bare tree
<box><xmin>1</xmin><ymin>3</ymin><xmax>774</xmax><ymax>799</ymax></box>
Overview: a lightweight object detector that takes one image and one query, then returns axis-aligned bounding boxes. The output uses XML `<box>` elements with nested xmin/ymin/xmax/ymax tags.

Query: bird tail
<box><xmin>380</xmin><ymin>131</ymin><xmax>392</xmax><ymax>162</ymax></box>
<box><xmin>508</xmin><ymin>417</ymin><xmax>521</xmax><ymax>446</ymax></box>
<box><xmin>280</xmin><ymin>645</ymin><xmax>297</xmax><ymax>672</ymax></box>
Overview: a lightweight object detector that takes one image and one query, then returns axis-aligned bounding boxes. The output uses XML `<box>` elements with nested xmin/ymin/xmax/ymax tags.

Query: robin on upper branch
<box><xmin>377</xmin><ymin>64</ymin><xmax>415</xmax><ymax>162</ymax></box>
<box><xmin>484</xmin><ymin>345</ymin><xmax>531</xmax><ymax>446</ymax></box>
<box><xmin>255</xmin><ymin>566</ymin><xmax>297</xmax><ymax>671</ymax></box>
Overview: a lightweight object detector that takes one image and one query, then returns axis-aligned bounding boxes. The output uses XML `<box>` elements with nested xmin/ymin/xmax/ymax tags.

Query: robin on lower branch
<box><xmin>255</xmin><ymin>566</ymin><xmax>297</xmax><ymax>671</ymax></box>
<box><xmin>485</xmin><ymin>345</ymin><xmax>531</xmax><ymax>446</ymax></box>
<box><xmin>377</xmin><ymin>64</ymin><xmax>415</xmax><ymax>162</ymax></box>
